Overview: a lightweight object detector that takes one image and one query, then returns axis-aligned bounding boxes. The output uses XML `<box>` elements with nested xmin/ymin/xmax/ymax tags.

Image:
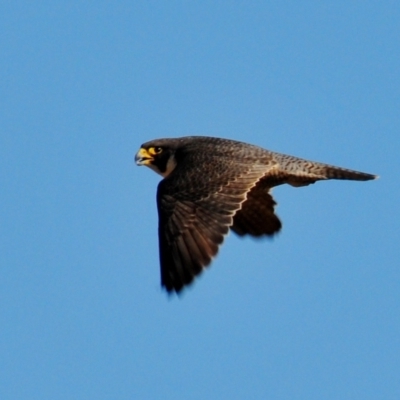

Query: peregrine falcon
<box><xmin>135</xmin><ymin>136</ymin><xmax>377</xmax><ymax>294</ymax></box>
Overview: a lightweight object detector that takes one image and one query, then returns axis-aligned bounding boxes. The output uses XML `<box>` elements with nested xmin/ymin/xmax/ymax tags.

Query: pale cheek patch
<box><xmin>161</xmin><ymin>155</ymin><xmax>177</xmax><ymax>177</ymax></box>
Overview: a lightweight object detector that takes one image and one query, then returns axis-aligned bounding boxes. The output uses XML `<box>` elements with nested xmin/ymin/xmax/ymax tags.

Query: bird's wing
<box><xmin>231</xmin><ymin>178</ymin><xmax>282</xmax><ymax>237</ymax></box>
<box><xmin>157</xmin><ymin>164</ymin><xmax>269</xmax><ymax>293</ymax></box>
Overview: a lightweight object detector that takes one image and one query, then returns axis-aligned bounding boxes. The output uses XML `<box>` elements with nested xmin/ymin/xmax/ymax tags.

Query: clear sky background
<box><xmin>1</xmin><ymin>2</ymin><xmax>399</xmax><ymax>399</ymax></box>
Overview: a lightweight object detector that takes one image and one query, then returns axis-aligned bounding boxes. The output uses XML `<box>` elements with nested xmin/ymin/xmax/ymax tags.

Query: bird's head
<box><xmin>135</xmin><ymin>139</ymin><xmax>178</xmax><ymax>177</ymax></box>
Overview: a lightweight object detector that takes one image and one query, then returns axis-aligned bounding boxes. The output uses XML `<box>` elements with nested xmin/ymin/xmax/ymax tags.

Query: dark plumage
<box><xmin>135</xmin><ymin>136</ymin><xmax>377</xmax><ymax>294</ymax></box>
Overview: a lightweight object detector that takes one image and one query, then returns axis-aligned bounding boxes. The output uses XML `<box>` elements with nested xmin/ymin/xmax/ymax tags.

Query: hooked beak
<box><xmin>135</xmin><ymin>148</ymin><xmax>153</xmax><ymax>166</ymax></box>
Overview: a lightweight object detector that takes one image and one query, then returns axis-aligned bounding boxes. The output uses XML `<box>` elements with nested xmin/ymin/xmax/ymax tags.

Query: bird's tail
<box><xmin>271</xmin><ymin>152</ymin><xmax>378</xmax><ymax>187</ymax></box>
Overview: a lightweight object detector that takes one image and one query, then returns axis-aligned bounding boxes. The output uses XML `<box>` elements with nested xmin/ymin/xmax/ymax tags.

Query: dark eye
<box><xmin>154</xmin><ymin>147</ymin><xmax>162</xmax><ymax>154</ymax></box>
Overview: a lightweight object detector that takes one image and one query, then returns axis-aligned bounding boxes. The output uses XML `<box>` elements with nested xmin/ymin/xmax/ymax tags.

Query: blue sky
<box><xmin>1</xmin><ymin>1</ymin><xmax>399</xmax><ymax>399</ymax></box>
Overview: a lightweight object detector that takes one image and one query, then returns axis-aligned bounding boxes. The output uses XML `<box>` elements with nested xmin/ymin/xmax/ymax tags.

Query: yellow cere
<box><xmin>137</xmin><ymin>147</ymin><xmax>151</xmax><ymax>159</ymax></box>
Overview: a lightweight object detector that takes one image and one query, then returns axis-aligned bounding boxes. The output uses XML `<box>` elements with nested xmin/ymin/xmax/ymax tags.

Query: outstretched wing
<box><xmin>157</xmin><ymin>163</ymin><xmax>270</xmax><ymax>293</ymax></box>
<box><xmin>231</xmin><ymin>178</ymin><xmax>282</xmax><ymax>237</ymax></box>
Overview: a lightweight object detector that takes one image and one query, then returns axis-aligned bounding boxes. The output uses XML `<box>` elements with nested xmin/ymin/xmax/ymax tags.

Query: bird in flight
<box><xmin>135</xmin><ymin>136</ymin><xmax>377</xmax><ymax>294</ymax></box>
